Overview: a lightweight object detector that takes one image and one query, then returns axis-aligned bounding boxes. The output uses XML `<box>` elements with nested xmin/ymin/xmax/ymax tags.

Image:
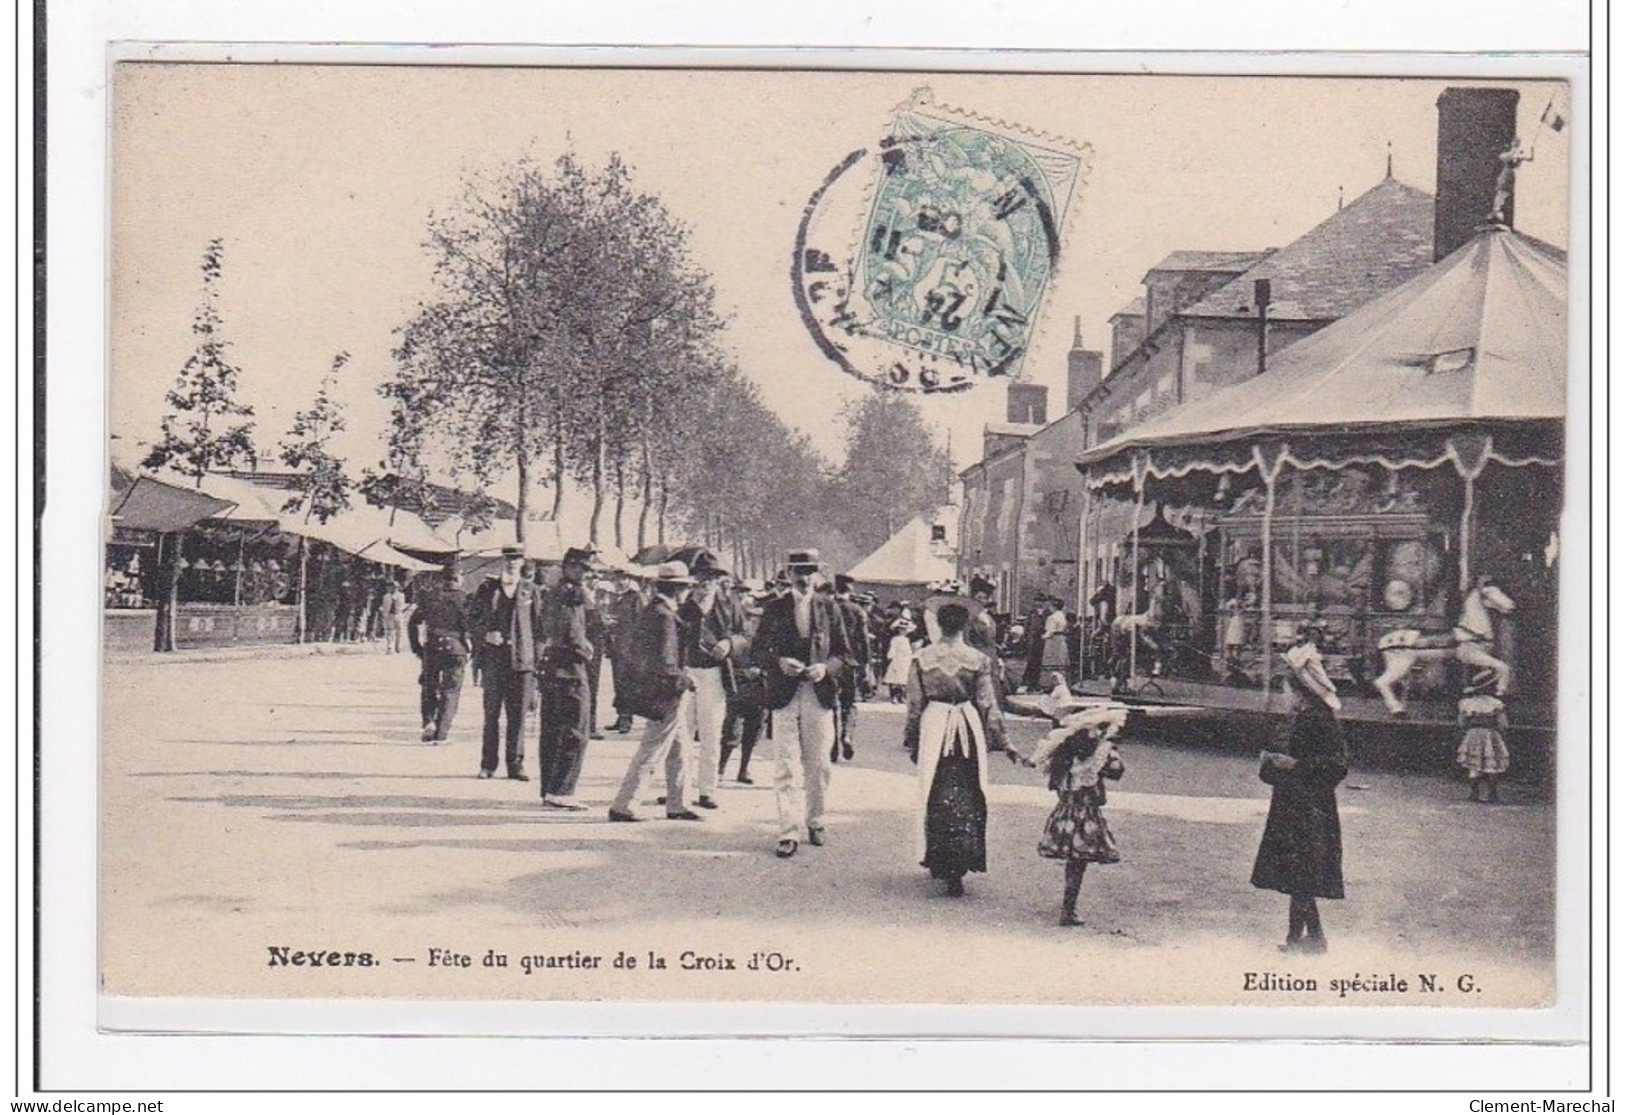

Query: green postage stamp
<box><xmin>796</xmin><ymin>91</ymin><xmax>1089</xmax><ymax>392</ymax></box>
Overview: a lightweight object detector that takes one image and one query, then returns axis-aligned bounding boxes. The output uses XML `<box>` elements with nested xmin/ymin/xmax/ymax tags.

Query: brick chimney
<box><xmin>1434</xmin><ymin>87</ymin><xmax>1520</xmax><ymax>261</ymax></box>
<box><xmin>1006</xmin><ymin>382</ymin><xmax>1048</xmax><ymax>425</ymax></box>
<box><xmin>1066</xmin><ymin>316</ymin><xmax>1103</xmax><ymax>410</ymax></box>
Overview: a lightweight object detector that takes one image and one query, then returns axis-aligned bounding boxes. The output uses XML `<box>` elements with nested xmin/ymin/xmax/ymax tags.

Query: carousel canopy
<box><xmin>847</xmin><ymin>516</ymin><xmax>958</xmax><ymax>586</ymax></box>
<box><xmin>1078</xmin><ymin>225</ymin><xmax>1567</xmax><ymax>479</ymax></box>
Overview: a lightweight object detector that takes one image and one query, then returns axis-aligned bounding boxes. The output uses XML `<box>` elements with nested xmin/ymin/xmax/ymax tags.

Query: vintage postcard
<box><xmin>96</xmin><ymin>55</ymin><xmax>1587</xmax><ymax>1040</ymax></box>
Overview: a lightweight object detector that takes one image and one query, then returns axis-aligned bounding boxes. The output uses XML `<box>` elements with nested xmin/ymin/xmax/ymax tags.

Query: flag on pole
<box><xmin>1540</xmin><ymin>100</ymin><xmax>1567</xmax><ymax>133</ymax></box>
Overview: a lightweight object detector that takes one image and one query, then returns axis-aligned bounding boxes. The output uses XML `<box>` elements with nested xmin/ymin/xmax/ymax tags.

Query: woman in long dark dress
<box><xmin>1251</xmin><ymin>632</ymin><xmax>1349</xmax><ymax>953</ymax></box>
<box><xmin>904</xmin><ymin>602</ymin><xmax>1011</xmax><ymax>897</ymax></box>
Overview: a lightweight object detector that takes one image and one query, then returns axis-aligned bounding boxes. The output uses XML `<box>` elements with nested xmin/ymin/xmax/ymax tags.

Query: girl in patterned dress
<box><xmin>1015</xmin><ymin>705</ymin><xmax>1128</xmax><ymax>926</ymax></box>
<box><xmin>1456</xmin><ymin>676</ymin><xmax>1510</xmax><ymax>802</ymax></box>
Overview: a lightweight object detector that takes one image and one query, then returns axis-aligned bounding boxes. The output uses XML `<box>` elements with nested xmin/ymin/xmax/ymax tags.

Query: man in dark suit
<box><xmin>1021</xmin><ymin>595</ymin><xmax>1053</xmax><ymax>693</ymax></box>
<box><xmin>607</xmin><ymin>562</ymin><xmax>701</xmax><ymax>822</ymax></box>
<box><xmin>605</xmin><ymin>576</ymin><xmax>649</xmax><ymax>734</ymax></box>
<box><xmin>829</xmin><ymin>574</ymin><xmax>871</xmax><ymax>764</ymax></box>
<box><xmin>750</xmin><ymin>549</ymin><xmax>855</xmax><ymax>858</ymax></box>
<box><xmin>470</xmin><ymin>545</ymin><xmax>542</xmax><ymax>781</ymax></box>
<box><xmin>408</xmin><ymin>561</ymin><xmax>472</xmax><ymax>743</ymax></box>
<box><xmin>536</xmin><ymin>546</ymin><xmax>600</xmax><ymax>809</ymax></box>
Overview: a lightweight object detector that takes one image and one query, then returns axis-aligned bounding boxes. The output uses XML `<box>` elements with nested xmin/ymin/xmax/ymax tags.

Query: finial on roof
<box><xmin>1073</xmin><ymin>315</ymin><xmax>1083</xmax><ymax>348</ymax></box>
<box><xmin>1385</xmin><ymin>142</ymin><xmax>1393</xmax><ymax>179</ymax></box>
<box><xmin>1337</xmin><ymin>185</ymin><xmax>1344</xmax><ymax>211</ymax></box>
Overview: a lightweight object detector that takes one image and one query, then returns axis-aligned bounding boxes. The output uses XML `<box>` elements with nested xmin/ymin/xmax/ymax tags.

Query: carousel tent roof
<box><xmin>847</xmin><ymin>516</ymin><xmax>958</xmax><ymax>586</ymax></box>
<box><xmin>1078</xmin><ymin>225</ymin><xmax>1567</xmax><ymax>469</ymax></box>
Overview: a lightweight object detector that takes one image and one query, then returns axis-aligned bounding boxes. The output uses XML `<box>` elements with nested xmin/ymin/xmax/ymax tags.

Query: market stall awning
<box><xmin>380</xmin><ymin>507</ymin><xmax>459</xmax><ymax>556</ymax></box>
<box><xmin>109</xmin><ymin>476</ymin><xmax>237</xmax><ymax>533</ymax></box>
<box><xmin>848</xmin><ymin>516</ymin><xmax>958</xmax><ymax>586</ymax></box>
<box><xmin>1078</xmin><ymin>226</ymin><xmax>1567</xmax><ymax>478</ymax></box>
<box><xmin>453</xmin><ymin>517</ymin><xmax>566</xmax><ymax>563</ymax></box>
<box><xmin>356</xmin><ymin>539</ymin><xmax>439</xmax><ymax>571</ymax></box>
<box><xmin>188</xmin><ymin>472</ymin><xmax>296</xmax><ymax>527</ymax></box>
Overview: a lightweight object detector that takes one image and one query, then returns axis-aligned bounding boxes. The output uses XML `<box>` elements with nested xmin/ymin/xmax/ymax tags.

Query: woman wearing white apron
<box><xmin>904</xmin><ymin>603</ymin><xmax>1012</xmax><ymax>897</ymax></box>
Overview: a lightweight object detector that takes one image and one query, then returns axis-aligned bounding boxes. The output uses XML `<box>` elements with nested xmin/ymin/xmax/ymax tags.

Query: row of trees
<box><xmin>380</xmin><ymin>152</ymin><xmax>953</xmax><ymax>571</ymax></box>
<box><xmin>140</xmin><ymin>154</ymin><xmax>957</xmax><ymax>584</ymax></box>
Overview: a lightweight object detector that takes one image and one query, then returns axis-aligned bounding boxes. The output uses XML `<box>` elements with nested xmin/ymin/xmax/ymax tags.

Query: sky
<box><xmin>109</xmin><ymin>66</ymin><xmax>1572</xmax><ymax>539</ymax></box>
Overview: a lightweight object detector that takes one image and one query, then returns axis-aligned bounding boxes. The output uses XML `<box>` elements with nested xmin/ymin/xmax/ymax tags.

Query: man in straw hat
<box><xmin>607</xmin><ymin>561</ymin><xmax>704</xmax><ymax>822</ymax></box>
<box><xmin>471</xmin><ymin>545</ymin><xmax>542</xmax><ymax>781</ymax></box>
<box><xmin>749</xmin><ymin>548</ymin><xmax>856</xmax><ymax>858</ymax></box>
<box><xmin>535</xmin><ymin>546</ymin><xmax>602</xmax><ymax>810</ymax></box>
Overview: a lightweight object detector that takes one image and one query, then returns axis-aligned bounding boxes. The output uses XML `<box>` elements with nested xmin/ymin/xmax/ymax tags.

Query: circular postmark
<box><xmin>793</xmin><ymin>94</ymin><xmax>1088</xmax><ymax>395</ymax></box>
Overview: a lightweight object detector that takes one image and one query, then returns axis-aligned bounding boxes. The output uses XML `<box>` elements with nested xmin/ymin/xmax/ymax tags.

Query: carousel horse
<box><xmin>1372</xmin><ymin>576</ymin><xmax>1516</xmax><ymax>717</ymax></box>
<box><xmin>1110</xmin><ymin>577</ymin><xmax>1168</xmax><ymax>692</ymax></box>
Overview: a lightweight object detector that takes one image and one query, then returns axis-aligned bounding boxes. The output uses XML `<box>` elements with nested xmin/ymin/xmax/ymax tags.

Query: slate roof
<box><xmin>1110</xmin><ymin>295</ymin><xmax>1147</xmax><ymax>320</ymax></box>
<box><xmin>1078</xmin><ymin>225</ymin><xmax>1566</xmax><ymax>466</ymax></box>
<box><xmin>1182</xmin><ymin>176</ymin><xmax>1436</xmax><ymax>322</ymax></box>
<box><xmin>1145</xmin><ymin>250</ymin><xmax>1273</xmax><ymax>276</ymax></box>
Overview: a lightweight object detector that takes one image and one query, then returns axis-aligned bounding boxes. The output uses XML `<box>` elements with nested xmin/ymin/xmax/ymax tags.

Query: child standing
<box><xmin>1456</xmin><ymin>676</ymin><xmax>1510</xmax><ymax>802</ymax></box>
<box><xmin>1016</xmin><ymin>705</ymin><xmax>1128</xmax><ymax>926</ymax></box>
<box><xmin>883</xmin><ymin>619</ymin><xmax>916</xmax><ymax>703</ymax></box>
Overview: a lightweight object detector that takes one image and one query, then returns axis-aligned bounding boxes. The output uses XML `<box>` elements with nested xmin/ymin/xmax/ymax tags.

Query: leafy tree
<box><xmin>279</xmin><ymin>352</ymin><xmax>354</xmax><ymax>525</ymax></box>
<box><xmin>830</xmin><ymin>389</ymin><xmax>955</xmax><ymax>554</ymax></box>
<box><xmin>546</xmin><ymin>155</ymin><xmax>722</xmax><ymax>546</ymax></box>
<box><xmin>385</xmin><ymin>152</ymin><xmax>724</xmax><ymax>549</ymax></box>
<box><xmin>387</xmin><ymin>159</ymin><xmax>588</xmax><ymax>542</ymax></box>
<box><xmin>142</xmin><ymin>238</ymin><xmax>257</xmax><ymax>484</ymax></box>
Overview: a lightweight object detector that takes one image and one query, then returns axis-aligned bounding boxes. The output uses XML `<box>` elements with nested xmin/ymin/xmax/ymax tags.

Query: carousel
<box><xmin>1074</xmin><ymin>224</ymin><xmax>1566</xmax><ymax>721</ymax></box>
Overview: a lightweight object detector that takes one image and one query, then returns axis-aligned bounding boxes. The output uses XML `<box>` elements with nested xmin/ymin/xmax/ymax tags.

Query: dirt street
<box><xmin>100</xmin><ymin>649</ymin><xmax>1556</xmax><ymax>1009</ymax></box>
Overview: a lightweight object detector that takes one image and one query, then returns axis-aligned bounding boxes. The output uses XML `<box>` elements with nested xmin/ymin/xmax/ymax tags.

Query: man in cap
<box><xmin>471</xmin><ymin>545</ymin><xmax>543</xmax><ymax>781</ymax></box>
<box><xmin>829</xmin><ymin>574</ymin><xmax>871</xmax><ymax>763</ymax></box>
<box><xmin>750</xmin><ymin>549</ymin><xmax>856</xmax><ymax>858</ymax></box>
<box><xmin>608</xmin><ymin>562</ymin><xmax>702</xmax><ymax>822</ymax></box>
<box><xmin>535</xmin><ymin>546</ymin><xmax>601</xmax><ymax>809</ymax></box>
<box><xmin>679</xmin><ymin>551</ymin><xmax>748</xmax><ymax>810</ymax></box>
<box><xmin>408</xmin><ymin>560</ymin><xmax>473</xmax><ymax>743</ymax></box>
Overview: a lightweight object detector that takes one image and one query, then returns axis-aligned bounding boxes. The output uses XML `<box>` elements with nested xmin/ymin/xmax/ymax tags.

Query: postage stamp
<box><xmin>795</xmin><ymin>92</ymin><xmax>1089</xmax><ymax>393</ymax></box>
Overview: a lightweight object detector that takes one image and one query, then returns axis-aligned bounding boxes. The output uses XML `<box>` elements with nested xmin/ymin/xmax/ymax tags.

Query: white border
<box><xmin>33</xmin><ymin>0</ymin><xmax>1601</xmax><ymax>1097</ymax></box>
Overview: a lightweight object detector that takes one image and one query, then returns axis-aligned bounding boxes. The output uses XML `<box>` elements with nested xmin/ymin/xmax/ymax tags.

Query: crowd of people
<box><xmin>396</xmin><ymin>544</ymin><xmax>1374</xmax><ymax>940</ymax></box>
<box><xmin>406</xmin><ymin>545</ymin><xmax>909</xmax><ymax>853</ymax></box>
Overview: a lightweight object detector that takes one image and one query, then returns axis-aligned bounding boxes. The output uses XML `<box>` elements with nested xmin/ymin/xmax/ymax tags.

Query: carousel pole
<box><xmin>1129</xmin><ymin>457</ymin><xmax>1146</xmax><ymax>684</ymax></box>
<box><xmin>1254</xmin><ymin>443</ymin><xmax>1286</xmax><ymax>706</ymax></box>
<box><xmin>1078</xmin><ymin>476</ymin><xmax>1094</xmax><ymax>617</ymax></box>
<box><xmin>1454</xmin><ymin>434</ymin><xmax>1492</xmax><ymax>592</ymax></box>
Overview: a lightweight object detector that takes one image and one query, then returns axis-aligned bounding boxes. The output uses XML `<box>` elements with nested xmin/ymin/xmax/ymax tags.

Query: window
<box><xmin>930</xmin><ymin>523</ymin><xmax>947</xmax><ymax>543</ymax></box>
